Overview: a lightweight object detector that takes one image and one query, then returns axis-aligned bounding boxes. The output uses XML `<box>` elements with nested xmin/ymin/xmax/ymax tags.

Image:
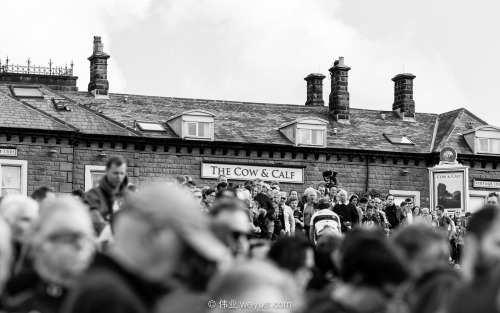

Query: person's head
<box><xmin>421</xmin><ymin>207</ymin><xmax>430</xmax><ymax>217</ymax></box>
<box><xmin>113</xmin><ymin>186</ymin><xmax>231</xmax><ymax>284</ymax></box>
<box><xmin>366</xmin><ymin>206</ymin><xmax>375</xmax><ymax>218</ymax></box>
<box><xmin>359</xmin><ymin>197</ymin><xmax>369</xmax><ymax>211</ymax></box>
<box><xmin>0</xmin><ymin>195</ymin><xmax>39</xmax><ymax>243</ymax></box>
<box><xmin>400</xmin><ymin>201</ymin><xmax>408</xmax><ymax>211</ymax></box>
<box><xmin>268</xmin><ymin>234</ymin><xmax>314</xmax><ymax>291</ymax></box>
<box><xmin>314</xmin><ymin>234</ymin><xmax>343</xmax><ymax>277</ymax></box>
<box><xmin>71</xmin><ymin>189</ymin><xmax>84</xmax><ymax>199</ymax></box>
<box><xmin>253</xmin><ymin>179</ymin><xmax>264</xmax><ymax>194</ymax></box>
<box><xmin>209</xmin><ymin>261</ymin><xmax>300</xmax><ymax>313</ymax></box>
<box><xmin>386</xmin><ymin>194</ymin><xmax>395</xmax><ymax>207</ymax></box>
<box><xmin>349</xmin><ymin>195</ymin><xmax>359</xmax><ymax>206</ymax></box>
<box><xmin>290</xmin><ymin>190</ymin><xmax>298</xmax><ymax>199</ymax></box>
<box><xmin>0</xmin><ymin>217</ymin><xmax>12</xmax><ymax>294</ymax></box>
<box><xmin>373</xmin><ymin>197</ymin><xmax>382</xmax><ymax>209</ymax></box>
<box><xmin>289</xmin><ymin>197</ymin><xmax>299</xmax><ymax>210</ymax></box>
<box><xmin>392</xmin><ymin>224</ymin><xmax>448</xmax><ymax>279</ymax></box>
<box><xmin>338</xmin><ymin>190</ymin><xmax>348</xmax><ymax>203</ymax></box>
<box><xmin>270</xmin><ymin>181</ymin><xmax>280</xmax><ymax>191</ymax></box>
<box><xmin>31</xmin><ymin>197</ymin><xmax>96</xmax><ymax>287</ymax></box>
<box><xmin>217</xmin><ymin>175</ymin><xmax>228</xmax><ymax>184</ymax></box>
<box><xmin>317</xmin><ymin>197</ymin><xmax>332</xmax><ymax>211</ymax></box>
<box><xmin>337</xmin><ymin>229</ymin><xmax>409</xmax><ymax>313</ymax></box>
<box><xmin>317</xmin><ymin>182</ymin><xmax>326</xmax><ymax>195</ymax></box>
<box><xmin>435</xmin><ymin>205</ymin><xmax>445</xmax><ymax>217</ymax></box>
<box><xmin>465</xmin><ymin>205</ymin><xmax>500</xmax><ymax>276</ymax></box>
<box><xmin>211</xmin><ymin>197</ymin><xmax>251</xmax><ymax>260</ymax></box>
<box><xmin>192</xmin><ymin>188</ymin><xmax>203</xmax><ymax>204</ymax></box>
<box><xmin>31</xmin><ymin>186</ymin><xmax>56</xmax><ymax>204</ymax></box>
<box><xmin>279</xmin><ymin>192</ymin><xmax>288</xmax><ymax>205</ymax></box>
<box><xmin>203</xmin><ymin>188</ymin><xmax>216</xmax><ymax>205</ymax></box>
<box><xmin>105</xmin><ymin>155</ymin><xmax>127</xmax><ymax>188</ymax></box>
<box><xmin>456</xmin><ymin>218</ymin><xmax>464</xmax><ymax>227</ymax></box>
<box><xmin>303</xmin><ymin>187</ymin><xmax>317</xmax><ymax>204</ymax></box>
<box><xmin>174</xmin><ymin>175</ymin><xmax>187</xmax><ymax>187</ymax></box>
<box><xmin>216</xmin><ymin>182</ymin><xmax>228</xmax><ymax>192</ymax></box>
<box><xmin>413</xmin><ymin>206</ymin><xmax>420</xmax><ymax>215</ymax></box>
<box><xmin>487</xmin><ymin>193</ymin><xmax>499</xmax><ymax>205</ymax></box>
<box><xmin>330</xmin><ymin>186</ymin><xmax>338</xmax><ymax>197</ymax></box>
<box><xmin>216</xmin><ymin>187</ymin><xmax>237</xmax><ymax>199</ymax></box>
<box><xmin>405</xmin><ymin>198</ymin><xmax>414</xmax><ymax>209</ymax></box>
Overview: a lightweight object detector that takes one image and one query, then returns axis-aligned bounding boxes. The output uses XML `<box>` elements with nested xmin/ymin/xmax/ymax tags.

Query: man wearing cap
<box><xmin>62</xmin><ymin>186</ymin><xmax>231</xmax><ymax>313</ymax></box>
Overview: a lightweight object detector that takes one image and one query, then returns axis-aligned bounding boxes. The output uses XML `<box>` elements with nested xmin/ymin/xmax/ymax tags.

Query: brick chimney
<box><xmin>392</xmin><ymin>73</ymin><xmax>416</xmax><ymax>119</ymax></box>
<box><xmin>88</xmin><ymin>36</ymin><xmax>110</xmax><ymax>98</ymax></box>
<box><xmin>304</xmin><ymin>73</ymin><xmax>326</xmax><ymax>106</ymax></box>
<box><xmin>329</xmin><ymin>57</ymin><xmax>350</xmax><ymax>122</ymax></box>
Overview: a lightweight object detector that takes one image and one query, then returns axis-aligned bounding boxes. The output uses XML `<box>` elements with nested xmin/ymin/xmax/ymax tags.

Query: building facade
<box><xmin>0</xmin><ymin>36</ymin><xmax>498</xmax><ymax>213</ymax></box>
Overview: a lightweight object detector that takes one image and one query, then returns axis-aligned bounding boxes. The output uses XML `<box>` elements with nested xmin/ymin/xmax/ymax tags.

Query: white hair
<box><xmin>0</xmin><ymin>195</ymin><xmax>39</xmax><ymax>226</ymax></box>
<box><xmin>303</xmin><ymin>187</ymin><xmax>317</xmax><ymax>198</ymax></box>
<box><xmin>338</xmin><ymin>189</ymin><xmax>348</xmax><ymax>196</ymax></box>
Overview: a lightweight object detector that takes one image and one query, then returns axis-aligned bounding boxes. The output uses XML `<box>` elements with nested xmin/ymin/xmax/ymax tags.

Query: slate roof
<box><xmin>0</xmin><ymin>85</ymin><xmax>138</xmax><ymax>137</ymax></box>
<box><xmin>433</xmin><ymin>108</ymin><xmax>487</xmax><ymax>154</ymax></box>
<box><xmin>0</xmin><ymin>81</ymin><xmax>489</xmax><ymax>156</ymax></box>
<box><xmin>0</xmin><ymin>89</ymin><xmax>74</xmax><ymax>132</ymax></box>
<box><xmin>61</xmin><ymin>91</ymin><xmax>439</xmax><ymax>154</ymax></box>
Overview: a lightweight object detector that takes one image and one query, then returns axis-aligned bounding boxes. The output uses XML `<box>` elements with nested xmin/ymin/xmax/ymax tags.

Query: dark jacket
<box><xmin>385</xmin><ymin>204</ymin><xmax>403</xmax><ymax>229</ymax></box>
<box><xmin>332</xmin><ymin>203</ymin><xmax>359</xmax><ymax>231</ymax></box>
<box><xmin>61</xmin><ymin>253</ymin><xmax>167</xmax><ymax>313</ymax></box>
<box><xmin>83</xmin><ymin>175</ymin><xmax>129</xmax><ymax>234</ymax></box>
<box><xmin>3</xmin><ymin>269</ymin><xmax>68</xmax><ymax>313</ymax></box>
<box><xmin>254</xmin><ymin>193</ymin><xmax>275</xmax><ymax>221</ymax></box>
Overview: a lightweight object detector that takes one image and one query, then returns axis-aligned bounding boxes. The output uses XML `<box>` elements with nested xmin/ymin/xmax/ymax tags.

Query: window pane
<box><xmin>312</xmin><ymin>130</ymin><xmax>323</xmax><ymax>145</ymax></box>
<box><xmin>136</xmin><ymin>122</ymin><xmax>164</xmax><ymax>131</ymax></box>
<box><xmin>91</xmin><ymin>172</ymin><xmax>105</xmax><ymax>189</ymax></box>
<box><xmin>198</xmin><ymin>123</ymin><xmax>209</xmax><ymax>137</ymax></box>
<box><xmin>490</xmin><ymin>139</ymin><xmax>500</xmax><ymax>153</ymax></box>
<box><xmin>2</xmin><ymin>166</ymin><xmax>21</xmax><ymax>196</ymax></box>
<box><xmin>187</xmin><ymin>122</ymin><xmax>197</xmax><ymax>136</ymax></box>
<box><xmin>13</xmin><ymin>87</ymin><xmax>43</xmax><ymax>97</ymax></box>
<box><xmin>479</xmin><ymin>138</ymin><xmax>488</xmax><ymax>152</ymax></box>
<box><xmin>299</xmin><ymin>130</ymin><xmax>311</xmax><ymax>144</ymax></box>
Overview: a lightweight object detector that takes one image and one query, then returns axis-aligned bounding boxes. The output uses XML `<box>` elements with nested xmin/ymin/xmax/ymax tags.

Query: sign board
<box><xmin>0</xmin><ymin>148</ymin><xmax>17</xmax><ymax>157</ymax></box>
<box><xmin>201</xmin><ymin>162</ymin><xmax>304</xmax><ymax>183</ymax></box>
<box><xmin>473</xmin><ymin>179</ymin><xmax>500</xmax><ymax>189</ymax></box>
<box><xmin>429</xmin><ymin>165</ymin><xmax>469</xmax><ymax>214</ymax></box>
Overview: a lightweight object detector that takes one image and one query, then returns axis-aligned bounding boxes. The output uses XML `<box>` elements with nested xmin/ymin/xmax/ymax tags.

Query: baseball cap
<box><xmin>122</xmin><ymin>186</ymin><xmax>232</xmax><ymax>266</ymax></box>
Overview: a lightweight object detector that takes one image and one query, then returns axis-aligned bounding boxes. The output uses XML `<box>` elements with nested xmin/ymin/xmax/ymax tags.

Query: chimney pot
<box><xmin>329</xmin><ymin>57</ymin><xmax>351</xmax><ymax>122</ymax></box>
<box><xmin>391</xmin><ymin>73</ymin><xmax>416</xmax><ymax>119</ymax></box>
<box><xmin>304</xmin><ymin>73</ymin><xmax>326</xmax><ymax>106</ymax></box>
<box><xmin>88</xmin><ymin>36</ymin><xmax>110</xmax><ymax>98</ymax></box>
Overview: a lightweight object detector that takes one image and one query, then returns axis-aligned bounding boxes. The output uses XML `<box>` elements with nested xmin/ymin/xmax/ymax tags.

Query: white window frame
<box><xmin>184</xmin><ymin>121</ymin><xmax>212</xmax><ymax>139</ymax></box>
<box><xmin>477</xmin><ymin>137</ymin><xmax>500</xmax><ymax>154</ymax></box>
<box><xmin>298</xmin><ymin>129</ymin><xmax>325</xmax><ymax>146</ymax></box>
<box><xmin>468</xmin><ymin>190</ymin><xmax>491</xmax><ymax>213</ymax></box>
<box><xmin>84</xmin><ymin>165</ymin><xmax>106</xmax><ymax>191</ymax></box>
<box><xmin>0</xmin><ymin>159</ymin><xmax>28</xmax><ymax>196</ymax></box>
<box><xmin>389</xmin><ymin>190</ymin><xmax>421</xmax><ymax>207</ymax></box>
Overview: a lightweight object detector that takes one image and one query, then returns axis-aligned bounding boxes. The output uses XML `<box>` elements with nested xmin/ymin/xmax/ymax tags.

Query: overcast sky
<box><xmin>2</xmin><ymin>0</ymin><xmax>498</xmax><ymax>123</ymax></box>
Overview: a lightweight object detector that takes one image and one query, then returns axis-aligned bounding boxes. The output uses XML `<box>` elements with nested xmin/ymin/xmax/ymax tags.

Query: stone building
<box><xmin>0</xmin><ymin>36</ymin><xmax>498</xmax><ymax>213</ymax></box>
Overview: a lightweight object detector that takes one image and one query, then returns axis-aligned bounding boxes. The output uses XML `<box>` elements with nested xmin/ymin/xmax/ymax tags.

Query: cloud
<box><xmin>1</xmin><ymin>0</ymin><xmax>154</xmax><ymax>92</ymax></box>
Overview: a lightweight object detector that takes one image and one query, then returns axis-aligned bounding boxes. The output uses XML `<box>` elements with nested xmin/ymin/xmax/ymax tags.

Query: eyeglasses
<box><xmin>47</xmin><ymin>231</ymin><xmax>89</xmax><ymax>244</ymax></box>
<box><xmin>281</xmin><ymin>197</ymin><xmax>287</xmax><ymax>200</ymax></box>
<box><xmin>207</xmin><ymin>194</ymin><xmax>216</xmax><ymax>198</ymax></box>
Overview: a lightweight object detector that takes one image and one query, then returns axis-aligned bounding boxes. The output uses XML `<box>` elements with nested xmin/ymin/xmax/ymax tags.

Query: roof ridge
<box><xmin>0</xmin><ymin>90</ymin><xmax>78</xmax><ymax>132</ymax></box>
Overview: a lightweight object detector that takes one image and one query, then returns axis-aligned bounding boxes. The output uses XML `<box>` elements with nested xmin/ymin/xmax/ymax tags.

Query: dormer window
<box><xmin>167</xmin><ymin>110</ymin><xmax>214</xmax><ymax>141</ymax></box>
<box><xmin>278</xmin><ymin>117</ymin><xmax>328</xmax><ymax>147</ymax></box>
<box><xmin>135</xmin><ymin>121</ymin><xmax>165</xmax><ymax>132</ymax></box>
<box><xmin>10</xmin><ymin>85</ymin><xmax>43</xmax><ymax>98</ymax></box>
<box><xmin>463</xmin><ymin>125</ymin><xmax>500</xmax><ymax>155</ymax></box>
<box><xmin>384</xmin><ymin>134</ymin><xmax>414</xmax><ymax>145</ymax></box>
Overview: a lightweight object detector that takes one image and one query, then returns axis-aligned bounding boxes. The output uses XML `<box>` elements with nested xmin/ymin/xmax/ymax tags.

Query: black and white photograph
<box><xmin>0</xmin><ymin>1</ymin><xmax>500</xmax><ymax>313</ymax></box>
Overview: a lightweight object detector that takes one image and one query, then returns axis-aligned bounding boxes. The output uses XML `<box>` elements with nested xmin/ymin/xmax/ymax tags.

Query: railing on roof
<box><xmin>0</xmin><ymin>57</ymin><xmax>74</xmax><ymax>76</ymax></box>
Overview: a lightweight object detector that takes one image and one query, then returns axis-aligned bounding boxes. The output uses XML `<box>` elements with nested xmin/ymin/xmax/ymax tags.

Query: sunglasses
<box><xmin>281</xmin><ymin>197</ymin><xmax>287</xmax><ymax>200</ymax></box>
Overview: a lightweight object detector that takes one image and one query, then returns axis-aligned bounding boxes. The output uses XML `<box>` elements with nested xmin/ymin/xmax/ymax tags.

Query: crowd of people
<box><xmin>0</xmin><ymin>155</ymin><xmax>499</xmax><ymax>313</ymax></box>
